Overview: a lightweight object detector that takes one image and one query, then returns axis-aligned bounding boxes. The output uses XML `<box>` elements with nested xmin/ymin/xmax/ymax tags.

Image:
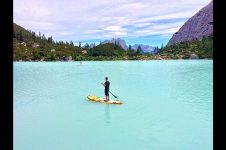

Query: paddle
<box><xmin>101</xmin><ymin>83</ymin><xmax>117</xmax><ymax>98</ymax></box>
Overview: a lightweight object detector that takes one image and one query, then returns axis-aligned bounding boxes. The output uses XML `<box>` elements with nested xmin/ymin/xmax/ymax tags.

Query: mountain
<box><xmin>13</xmin><ymin>22</ymin><xmax>82</xmax><ymax>61</ymax></box>
<box><xmin>101</xmin><ymin>38</ymin><xmax>157</xmax><ymax>54</ymax></box>
<box><xmin>131</xmin><ymin>44</ymin><xmax>157</xmax><ymax>54</ymax></box>
<box><xmin>82</xmin><ymin>43</ymin><xmax>96</xmax><ymax>48</ymax></box>
<box><xmin>89</xmin><ymin>43</ymin><xmax>96</xmax><ymax>48</ymax></box>
<box><xmin>101</xmin><ymin>38</ymin><xmax>128</xmax><ymax>50</ymax></box>
<box><xmin>167</xmin><ymin>1</ymin><xmax>213</xmax><ymax>46</ymax></box>
<box><xmin>159</xmin><ymin>35</ymin><xmax>212</xmax><ymax>59</ymax></box>
<box><xmin>13</xmin><ymin>23</ymin><xmax>31</xmax><ymax>37</ymax></box>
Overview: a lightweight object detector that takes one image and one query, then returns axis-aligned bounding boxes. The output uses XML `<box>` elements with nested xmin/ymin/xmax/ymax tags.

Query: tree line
<box><xmin>13</xmin><ymin>22</ymin><xmax>212</xmax><ymax>61</ymax></box>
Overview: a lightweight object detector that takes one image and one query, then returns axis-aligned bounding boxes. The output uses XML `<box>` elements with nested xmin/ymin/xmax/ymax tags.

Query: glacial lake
<box><xmin>14</xmin><ymin>60</ymin><xmax>213</xmax><ymax>150</ymax></box>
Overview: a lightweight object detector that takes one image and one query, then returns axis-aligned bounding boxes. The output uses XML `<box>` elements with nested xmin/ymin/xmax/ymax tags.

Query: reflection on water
<box><xmin>105</xmin><ymin>104</ymin><xmax>111</xmax><ymax>125</ymax></box>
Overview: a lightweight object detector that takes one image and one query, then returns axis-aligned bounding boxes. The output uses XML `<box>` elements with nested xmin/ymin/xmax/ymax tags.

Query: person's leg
<box><xmin>105</xmin><ymin>90</ymin><xmax>107</xmax><ymax>101</ymax></box>
<box><xmin>108</xmin><ymin>92</ymin><xmax>110</xmax><ymax>101</ymax></box>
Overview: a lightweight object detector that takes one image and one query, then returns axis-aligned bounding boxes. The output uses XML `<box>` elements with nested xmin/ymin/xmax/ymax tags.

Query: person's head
<box><xmin>105</xmin><ymin>77</ymin><xmax>108</xmax><ymax>81</ymax></box>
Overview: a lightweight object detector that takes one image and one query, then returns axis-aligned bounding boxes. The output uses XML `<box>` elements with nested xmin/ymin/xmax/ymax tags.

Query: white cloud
<box><xmin>13</xmin><ymin>0</ymin><xmax>212</xmax><ymax>43</ymax></box>
<box><xmin>104</xmin><ymin>25</ymin><xmax>126</xmax><ymax>32</ymax></box>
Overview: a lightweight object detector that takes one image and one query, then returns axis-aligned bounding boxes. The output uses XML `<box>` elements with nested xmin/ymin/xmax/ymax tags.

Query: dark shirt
<box><xmin>104</xmin><ymin>81</ymin><xmax>110</xmax><ymax>91</ymax></box>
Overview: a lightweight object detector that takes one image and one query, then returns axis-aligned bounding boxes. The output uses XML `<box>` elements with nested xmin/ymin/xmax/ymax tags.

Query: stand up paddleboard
<box><xmin>87</xmin><ymin>95</ymin><xmax>123</xmax><ymax>104</ymax></box>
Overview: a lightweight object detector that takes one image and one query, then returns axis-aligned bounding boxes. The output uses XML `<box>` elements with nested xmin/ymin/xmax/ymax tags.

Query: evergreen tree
<box><xmin>161</xmin><ymin>43</ymin><xmax>164</xmax><ymax>49</ymax></box>
<box><xmin>42</xmin><ymin>34</ymin><xmax>46</xmax><ymax>40</ymax></box>
<box><xmin>137</xmin><ymin>45</ymin><xmax>142</xmax><ymax>55</ymax></box>
<box><xmin>48</xmin><ymin>36</ymin><xmax>53</xmax><ymax>43</ymax></box>
<box><xmin>129</xmin><ymin>45</ymin><xmax>132</xmax><ymax>51</ymax></box>
<box><xmin>16</xmin><ymin>32</ymin><xmax>20</xmax><ymax>41</ymax></box>
<box><xmin>79</xmin><ymin>42</ymin><xmax>81</xmax><ymax>48</ymax></box>
<box><xmin>19</xmin><ymin>31</ymin><xmax>24</xmax><ymax>42</ymax></box>
<box><xmin>39</xmin><ymin>32</ymin><xmax>41</xmax><ymax>38</ymax></box>
<box><xmin>70</xmin><ymin>41</ymin><xmax>74</xmax><ymax>46</ymax></box>
<box><xmin>155</xmin><ymin>46</ymin><xmax>159</xmax><ymax>51</ymax></box>
<box><xmin>32</xmin><ymin>32</ymin><xmax>36</xmax><ymax>40</ymax></box>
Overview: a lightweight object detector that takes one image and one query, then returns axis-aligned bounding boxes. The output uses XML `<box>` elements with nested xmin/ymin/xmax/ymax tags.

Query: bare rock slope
<box><xmin>167</xmin><ymin>1</ymin><xmax>213</xmax><ymax>46</ymax></box>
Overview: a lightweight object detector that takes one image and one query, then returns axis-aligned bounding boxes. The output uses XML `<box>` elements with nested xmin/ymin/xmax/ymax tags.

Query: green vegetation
<box><xmin>13</xmin><ymin>22</ymin><xmax>213</xmax><ymax>61</ymax></box>
<box><xmin>13</xmin><ymin>23</ymin><xmax>81</xmax><ymax>61</ymax></box>
<box><xmin>157</xmin><ymin>35</ymin><xmax>213</xmax><ymax>59</ymax></box>
<box><xmin>88</xmin><ymin>43</ymin><xmax>126</xmax><ymax>57</ymax></box>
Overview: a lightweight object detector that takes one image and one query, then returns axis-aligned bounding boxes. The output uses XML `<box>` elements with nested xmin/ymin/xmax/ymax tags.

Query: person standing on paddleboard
<box><xmin>102</xmin><ymin>77</ymin><xmax>110</xmax><ymax>102</ymax></box>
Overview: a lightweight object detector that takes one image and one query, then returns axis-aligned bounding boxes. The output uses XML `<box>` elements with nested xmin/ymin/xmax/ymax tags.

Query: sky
<box><xmin>13</xmin><ymin>0</ymin><xmax>212</xmax><ymax>47</ymax></box>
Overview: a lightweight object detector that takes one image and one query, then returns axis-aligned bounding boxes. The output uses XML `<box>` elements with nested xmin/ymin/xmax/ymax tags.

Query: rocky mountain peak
<box><xmin>167</xmin><ymin>1</ymin><xmax>213</xmax><ymax>46</ymax></box>
<box><xmin>101</xmin><ymin>38</ymin><xmax>128</xmax><ymax>50</ymax></box>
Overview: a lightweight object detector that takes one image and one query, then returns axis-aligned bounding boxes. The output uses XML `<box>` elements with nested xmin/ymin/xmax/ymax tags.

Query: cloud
<box><xmin>104</xmin><ymin>25</ymin><xmax>125</xmax><ymax>32</ymax></box>
<box><xmin>13</xmin><ymin>0</ymin><xmax>212</xmax><ymax>45</ymax></box>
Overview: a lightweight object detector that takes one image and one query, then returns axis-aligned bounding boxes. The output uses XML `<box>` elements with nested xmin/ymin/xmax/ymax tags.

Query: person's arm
<box><xmin>101</xmin><ymin>82</ymin><xmax>106</xmax><ymax>87</ymax></box>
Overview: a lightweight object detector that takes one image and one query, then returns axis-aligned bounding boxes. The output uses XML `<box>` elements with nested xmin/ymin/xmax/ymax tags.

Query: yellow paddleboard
<box><xmin>87</xmin><ymin>95</ymin><xmax>123</xmax><ymax>104</ymax></box>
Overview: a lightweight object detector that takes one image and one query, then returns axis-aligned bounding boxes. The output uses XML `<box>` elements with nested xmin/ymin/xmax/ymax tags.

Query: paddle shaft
<box><xmin>101</xmin><ymin>83</ymin><xmax>117</xmax><ymax>98</ymax></box>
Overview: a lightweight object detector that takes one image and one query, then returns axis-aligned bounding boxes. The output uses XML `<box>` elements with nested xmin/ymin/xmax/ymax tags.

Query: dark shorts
<box><xmin>105</xmin><ymin>90</ymin><xmax>109</xmax><ymax>96</ymax></box>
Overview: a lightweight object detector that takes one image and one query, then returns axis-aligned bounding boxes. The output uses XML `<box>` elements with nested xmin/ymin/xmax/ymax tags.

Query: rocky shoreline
<box><xmin>14</xmin><ymin>57</ymin><xmax>212</xmax><ymax>62</ymax></box>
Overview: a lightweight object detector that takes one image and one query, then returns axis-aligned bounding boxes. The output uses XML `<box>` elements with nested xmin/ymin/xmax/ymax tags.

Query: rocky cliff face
<box><xmin>131</xmin><ymin>44</ymin><xmax>157</xmax><ymax>54</ymax></box>
<box><xmin>82</xmin><ymin>43</ymin><xmax>96</xmax><ymax>48</ymax></box>
<box><xmin>167</xmin><ymin>1</ymin><xmax>213</xmax><ymax>46</ymax></box>
<box><xmin>101</xmin><ymin>38</ymin><xmax>128</xmax><ymax>50</ymax></box>
<box><xmin>101</xmin><ymin>38</ymin><xmax>157</xmax><ymax>53</ymax></box>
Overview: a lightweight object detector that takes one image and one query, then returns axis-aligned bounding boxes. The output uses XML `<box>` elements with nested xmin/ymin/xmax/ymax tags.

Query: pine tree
<box><xmin>42</xmin><ymin>34</ymin><xmax>46</xmax><ymax>41</ymax></box>
<box><xmin>70</xmin><ymin>41</ymin><xmax>74</xmax><ymax>46</ymax></box>
<box><xmin>155</xmin><ymin>46</ymin><xmax>159</xmax><ymax>51</ymax></box>
<box><xmin>47</xmin><ymin>37</ymin><xmax>51</xmax><ymax>43</ymax></box>
<box><xmin>129</xmin><ymin>45</ymin><xmax>132</xmax><ymax>51</ymax></box>
<box><xmin>79</xmin><ymin>42</ymin><xmax>81</xmax><ymax>48</ymax></box>
<box><xmin>137</xmin><ymin>45</ymin><xmax>142</xmax><ymax>55</ymax></box>
<box><xmin>19</xmin><ymin>31</ymin><xmax>24</xmax><ymax>42</ymax></box>
<box><xmin>161</xmin><ymin>43</ymin><xmax>164</xmax><ymax>49</ymax></box>
<box><xmin>16</xmin><ymin>32</ymin><xmax>20</xmax><ymax>41</ymax></box>
<box><xmin>39</xmin><ymin>32</ymin><xmax>41</xmax><ymax>38</ymax></box>
<box><xmin>32</xmin><ymin>32</ymin><xmax>36</xmax><ymax>40</ymax></box>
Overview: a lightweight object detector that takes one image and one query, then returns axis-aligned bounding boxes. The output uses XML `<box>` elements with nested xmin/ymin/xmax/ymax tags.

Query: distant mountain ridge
<box><xmin>83</xmin><ymin>43</ymin><xmax>96</xmax><ymax>48</ymax></box>
<box><xmin>131</xmin><ymin>44</ymin><xmax>157</xmax><ymax>54</ymax></box>
<box><xmin>101</xmin><ymin>38</ymin><xmax>128</xmax><ymax>50</ymax></box>
<box><xmin>167</xmin><ymin>1</ymin><xmax>213</xmax><ymax>46</ymax></box>
<box><xmin>13</xmin><ymin>22</ymin><xmax>157</xmax><ymax>60</ymax></box>
<box><xmin>101</xmin><ymin>38</ymin><xmax>156</xmax><ymax>53</ymax></box>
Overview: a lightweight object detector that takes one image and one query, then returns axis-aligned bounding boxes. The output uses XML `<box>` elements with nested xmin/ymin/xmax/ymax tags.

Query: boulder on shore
<box><xmin>190</xmin><ymin>54</ymin><xmax>199</xmax><ymax>59</ymax></box>
<box><xmin>64</xmin><ymin>56</ymin><xmax>72</xmax><ymax>61</ymax></box>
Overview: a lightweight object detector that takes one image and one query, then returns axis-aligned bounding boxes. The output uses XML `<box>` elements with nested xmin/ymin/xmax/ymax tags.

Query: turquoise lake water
<box><xmin>14</xmin><ymin>60</ymin><xmax>213</xmax><ymax>150</ymax></box>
